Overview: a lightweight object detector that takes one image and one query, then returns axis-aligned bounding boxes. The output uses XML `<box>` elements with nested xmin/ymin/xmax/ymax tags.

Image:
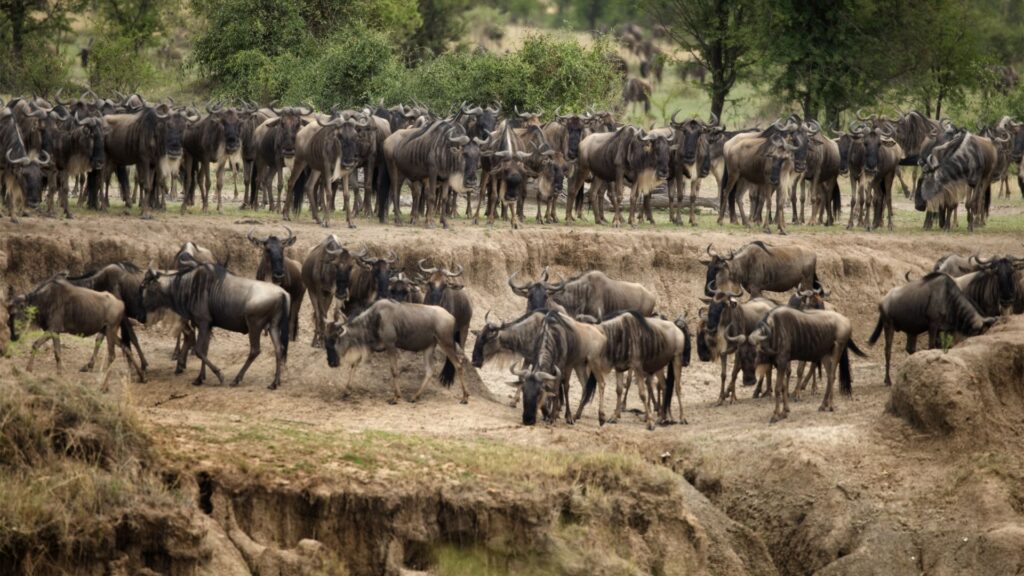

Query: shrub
<box><xmin>284</xmin><ymin>27</ymin><xmax>400</xmax><ymax>109</ymax></box>
<box><xmin>88</xmin><ymin>35</ymin><xmax>156</xmax><ymax>94</ymax></box>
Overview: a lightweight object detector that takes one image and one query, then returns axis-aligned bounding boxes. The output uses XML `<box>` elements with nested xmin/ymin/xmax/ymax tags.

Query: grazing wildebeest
<box><xmin>182</xmin><ymin>102</ymin><xmax>242</xmax><ymax>213</ymax></box>
<box><xmin>697</xmin><ymin>287</ymin><xmax>777</xmax><ymax>404</ymax></box>
<box><xmin>251</xmin><ymin>107</ymin><xmax>309</xmax><ymax>212</ymax></box>
<box><xmin>323</xmin><ymin>299</ymin><xmax>468</xmax><ymax>404</ymax></box>
<box><xmin>700</xmin><ymin>241</ymin><xmax>818</xmax><ymax>298</ymax></box>
<box><xmin>418</xmin><ymin>259</ymin><xmax>472</xmax><ymax>349</ymax></box>
<box><xmin>513</xmin><ymin>269</ymin><xmax>657</xmax><ymax>318</ymax></box>
<box><xmin>104</xmin><ymin>104</ymin><xmax>197</xmax><ymax>218</ymax></box>
<box><xmin>512</xmin><ymin>311</ymin><xmax>607</xmax><ymax>426</ymax></box>
<box><xmin>667</xmin><ymin>111</ymin><xmax>723</xmax><ymax>226</ymax></box>
<box><xmin>7</xmin><ymin>276</ymin><xmax>144</xmax><ymax>386</ymax></box>
<box><xmin>868</xmin><ymin>272</ymin><xmax>996</xmax><ymax>386</ymax></box>
<box><xmin>576</xmin><ymin>311</ymin><xmax>689</xmax><ymax>429</ymax></box>
<box><xmin>249</xmin><ymin>226</ymin><xmax>305</xmax><ymax>340</ymax></box>
<box><xmin>471</xmin><ymin>309</ymin><xmax>549</xmax><ymax>409</ymax></box>
<box><xmin>45</xmin><ymin>113</ymin><xmax>106</xmax><ymax>219</ymax></box>
<box><xmin>577</xmin><ymin>125</ymin><xmax>673</xmax><ymax>227</ymax></box>
<box><xmin>141</xmin><ymin>257</ymin><xmax>290</xmax><ymax>389</ymax></box>
<box><xmin>301</xmin><ymin>234</ymin><xmax>349</xmax><ymax>347</ymax></box>
<box><xmin>953</xmin><ymin>256</ymin><xmax>1023</xmax><ymax>317</ymax></box>
<box><xmin>743</xmin><ymin>307</ymin><xmax>865</xmax><ymax>422</ymax></box>
<box><xmin>384</xmin><ymin>120</ymin><xmax>483</xmax><ymax>228</ymax></box>
<box><xmin>916</xmin><ymin>131</ymin><xmax>999</xmax><ymax>232</ymax></box>
<box><xmin>65</xmin><ymin>261</ymin><xmax>150</xmax><ymax>378</ymax></box>
<box><xmin>933</xmin><ymin>254</ymin><xmax>980</xmax><ymax>277</ymax></box>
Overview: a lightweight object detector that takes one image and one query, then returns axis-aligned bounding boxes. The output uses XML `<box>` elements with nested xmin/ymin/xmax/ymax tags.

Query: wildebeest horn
<box><xmin>247</xmin><ymin>227</ymin><xmax>267</xmax><ymax>245</ymax></box>
<box><xmin>544</xmin><ymin>272</ymin><xmax>566</xmax><ymax>291</ymax></box>
<box><xmin>485</xmin><ymin>309</ymin><xmax>494</xmax><ymax>325</ymax></box>
<box><xmin>663</xmin><ymin>130</ymin><xmax>674</xmax><ymax>142</ymax></box>
<box><xmin>317</xmin><ymin>116</ymin><xmax>344</xmax><ymax>128</ymax></box>
<box><xmin>540</xmin><ymin>266</ymin><xmax>549</xmax><ymax>283</ymax></box>
<box><xmin>418</xmin><ymin>259</ymin><xmax>438</xmax><ymax>274</ymax></box>
<box><xmin>282</xmin><ymin>226</ymin><xmax>295</xmax><ymax>244</ymax></box>
<box><xmin>508</xmin><ymin>272</ymin><xmax>530</xmax><ymax>294</ymax></box>
<box><xmin>473</xmin><ymin>135</ymin><xmax>490</xmax><ymax>146</ymax></box>
<box><xmin>6</xmin><ymin>149</ymin><xmax>27</xmax><ymax>165</ymax></box>
<box><xmin>799</xmin><ymin>289</ymin><xmax>815</xmax><ymax>298</ymax></box>
<box><xmin>969</xmin><ymin>255</ymin><xmax>992</xmax><ymax>267</ymax></box>
<box><xmin>537</xmin><ymin>366</ymin><xmax>561</xmax><ymax>381</ymax></box>
<box><xmin>706</xmin><ymin>280</ymin><xmax>717</xmax><ymax>294</ymax></box>
<box><xmin>354</xmin><ymin>244</ymin><xmax>369</xmax><ymax>259</ymax></box>
<box><xmin>671</xmin><ymin>109</ymin><xmax>682</xmax><ymax>125</ymax></box>
<box><xmin>449</xmin><ymin>134</ymin><xmax>470</xmax><ymax>146</ymax></box>
<box><xmin>905</xmin><ymin>271</ymin><xmax>914</xmax><ymax>282</ymax></box>
<box><xmin>510</xmin><ymin>361</ymin><xmax>529</xmax><ymax>377</ymax></box>
<box><xmin>706</xmin><ymin>243</ymin><xmax>718</xmax><ymax>258</ymax></box>
<box><xmin>445</xmin><ymin>264</ymin><xmax>463</xmax><ymax>278</ymax></box>
<box><xmin>384</xmin><ymin>250</ymin><xmax>397</xmax><ymax>264</ymax></box>
<box><xmin>515</xmin><ymin>151</ymin><xmax>532</xmax><ymax>160</ymax></box>
<box><xmin>804</xmin><ymin>119</ymin><xmax>821</xmax><ymax>136</ymax></box>
<box><xmin>879</xmin><ymin>124</ymin><xmax>895</xmax><ymax>138</ymax></box>
<box><xmin>855</xmin><ymin>108</ymin><xmax>875</xmax><ymax>122</ymax></box>
<box><xmin>325</xmin><ymin>244</ymin><xmax>346</xmax><ymax>256</ymax></box>
<box><xmin>708</xmin><ymin>112</ymin><xmax>719</xmax><ymax>127</ymax></box>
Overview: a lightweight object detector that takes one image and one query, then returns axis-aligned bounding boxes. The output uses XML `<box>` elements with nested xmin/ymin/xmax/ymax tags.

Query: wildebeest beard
<box><xmin>504</xmin><ymin>170</ymin><xmax>523</xmax><ymax>201</ymax></box>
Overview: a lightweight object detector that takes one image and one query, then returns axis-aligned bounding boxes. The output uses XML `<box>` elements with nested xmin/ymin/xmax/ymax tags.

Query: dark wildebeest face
<box><xmin>5</xmin><ymin>149</ymin><xmax>51</xmax><ymax>209</ymax></box>
<box><xmin>324</xmin><ymin>319</ymin><xmax>364</xmax><ymax>368</ymax></box>
<box><xmin>248</xmin><ymin>226</ymin><xmax>297</xmax><ymax>284</ymax></box>
<box><xmin>669</xmin><ymin>114</ymin><xmax>707</xmax><ymax>165</ymax></box>
<box><xmin>511</xmin><ymin>363</ymin><xmax>560</xmax><ymax>426</ymax></box>
<box><xmin>673</xmin><ymin>315</ymin><xmax>693</xmax><ymax>367</ymax></box>
<box><xmin>68</xmin><ymin>116</ymin><xmax>108</xmax><ymax>171</ymax></box>
<box><xmin>788</xmin><ymin>286</ymin><xmax>828</xmax><ymax>310</ymax></box>
<box><xmin>857</xmin><ymin>124</ymin><xmax>897</xmax><ymax>175</ymax></box>
<box><xmin>508</xmin><ymin>269</ymin><xmax>562</xmax><ymax>312</ymax></box>
<box><xmin>765</xmin><ymin>134</ymin><xmax>797</xmax><ymax>186</ymax></box>
<box><xmin>356</xmin><ymin>250</ymin><xmax>398</xmax><ymax>301</ymax></box>
<box><xmin>470</xmin><ymin>311</ymin><xmax>504</xmax><ymax>368</ymax></box>
<box><xmin>462</xmin><ymin>138</ymin><xmax>484</xmax><ymax>189</ymax></box>
<box><xmin>140</xmin><ymin>269</ymin><xmax>173</xmax><ymax>312</ymax></box>
<box><xmin>388</xmin><ymin>272</ymin><xmax>420</xmax><ymax>303</ymax></box>
<box><xmin>558</xmin><ymin>114</ymin><xmax>588</xmax><ymax>160</ymax></box>
<box><xmin>157</xmin><ymin>108</ymin><xmax>195</xmax><ymax>159</ymax></box>
<box><xmin>217</xmin><ymin>109</ymin><xmax>243</xmax><ymax>153</ymax></box>
<box><xmin>836</xmin><ymin>134</ymin><xmax>855</xmax><ymax>174</ymax></box>
<box><xmin>700</xmin><ymin>245</ymin><xmax>731</xmax><ymax>297</ymax></box>
<box><xmin>539</xmin><ymin>148</ymin><xmax>567</xmax><ymax>194</ymax></box>
<box><xmin>1010</xmin><ymin>122</ymin><xmax>1024</xmax><ymax>162</ymax></box>
<box><xmin>269</xmin><ymin>110</ymin><xmax>307</xmax><ymax>159</ymax></box>
<box><xmin>639</xmin><ymin>130</ymin><xmax>674</xmax><ymax>181</ymax></box>
<box><xmin>975</xmin><ymin>256</ymin><xmax>1020</xmax><ymax>307</ymax></box>
<box><xmin>337</xmin><ymin>117</ymin><xmax>367</xmax><ymax>169</ymax></box>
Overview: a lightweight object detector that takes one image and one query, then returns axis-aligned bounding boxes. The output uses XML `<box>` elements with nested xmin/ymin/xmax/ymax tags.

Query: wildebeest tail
<box><xmin>119</xmin><ymin>318</ymin><xmax>133</xmax><ymax>347</ymax></box>
<box><xmin>832</xmin><ymin>181</ymin><xmax>841</xmax><ymax>215</ymax></box>
<box><xmin>439</xmin><ymin>328</ymin><xmax>459</xmax><ymax>387</ymax></box>
<box><xmin>847</xmin><ymin>338</ymin><xmax>867</xmax><ymax>358</ymax></box>
<box><xmin>663</xmin><ymin>361</ymin><xmax>676</xmax><ymax>414</ymax></box>
<box><xmin>868</xmin><ymin>311</ymin><xmax>884</xmax><ymax>345</ymax></box>
<box><xmin>115</xmin><ymin>165</ymin><xmax>130</xmax><ymax>202</ymax></box>
<box><xmin>839</xmin><ymin>346</ymin><xmax>853</xmax><ymax>396</ymax></box>
<box><xmin>291</xmin><ymin>169</ymin><xmax>308</xmax><ymax>210</ymax></box>
<box><xmin>681</xmin><ymin>332</ymin><xmax>692</xmax><ymax>367</ymax></box>
<box><xmin>279</xmin><ymin>294</ymin><xmax>290</xmax><ymax>360</ymax></box>
<box><xmin>580</xmin><ymin>370</ymin><xmax>597</xmax><ymax>409</ymax></box>
<box><xmin>376</xmin><ymin>163</ymin><xmax>390</xmax><ymax>223</ymax></box>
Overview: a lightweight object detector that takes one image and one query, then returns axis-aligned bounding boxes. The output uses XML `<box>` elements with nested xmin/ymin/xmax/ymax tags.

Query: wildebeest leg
<box><xmin>716</xmin><ymin>353</ymin><xmax>729</xmax><ymax>405</ymax></box>
<box><xmin>82</xmin><ymin>333</ymin><xmax>105</xmax><ymax>372</ymax></box>
<box><xmin>688</xmin><ymin>176</ymin><xmax>700</xmax><ymax>226</ymax></box>
<box><xmin>845</xmin><ymin>179</ymin><xmax>858</xmax><ymax>230</ymax></box>
<box><xmin>606</xmin><ymin>370</ymin><xmax>626</xmax><ymax>424</ymax></box>
<box><xmin>927</xmin><ymin>326</ymin><xmax>940</xmax><ymax>350</ymax></box>
<box><xmin>775</xmin><ymin>185</ymin><xmax>788</xmax><ymax>235</ymax></box>
<box><xmin>27</xmin><ymin>334</ymin><xmax>56</xmax><ymax>372</ymax></box>
<box><xmin>770</xmin><ymin>363</ymin><xmax>790</xmax><ymax>423</ymax></box>
<box><xmin>191</xmin><ymin>324</ymin><xmax>224</xmax><ymax>386</ymax></box>
<box><xmin>341</xmin><ymin>170</ymin><xmax>355</xmax><ymax>229</ymax></box>
<box><xmin>410</xmin><ymin>345</ymin><xmax>438</xmax><ymax>403</ymax></box>
<box><xmin>725</xmin><ymin>358</ymin><xmax>742</xmax><ymax>404</ymax></box>
<box><xmin>819</xmin><ymin>353</ymin><xmax>837</xmax><ymax>412</ymax></box>
<box><xmin>231</xmin><ymin>329</ymin><xmax>262</xmax><ymax>387</ymax></box>
<box><xmin>98</xmin><ymin>329</ymin><xmax>120</xmax><ymax>389</ymax></box>
<box><xmin>561</xmin><ymin>375</ymin><xmax>574</xmax><ymax>424</ymax></box>
<box><xmin>792</xmin><ymin>361</ymin><xmax>806</xmax><ymax>401</ymax></box>
<box><xmin>638</xmin><ymin>372</ymin><xmax>655</xmax><ymax>431</ymax></box>
<box><xmin>310</xmin><ymin>294</ymin><xmax>326</xmax><ymax>348</ymax></box>
<box><xmin>215</xmin><ymin>159</ymin><xmax>226</xmax><ymax>210</ymax></box>
<box><xmin>201</xmin><ymin>160</ymin><xmax>212</xmax><ymax>212</ymax></box>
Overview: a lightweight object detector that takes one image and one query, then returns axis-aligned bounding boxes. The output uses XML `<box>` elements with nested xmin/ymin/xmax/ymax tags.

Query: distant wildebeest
<box><xmin>915</xmin><ymin>131</ymin><xmax>999</xmax><ymax>232</ymax></box>
<box><xmin>323</xmin><ymin>299</ymin><xmax>468</xmax><ymax>404</ymax></box>
<box><xmin>471</xmin><ymin>310</ymin><xmax>547</xmax><ymax>393</ymax></box>
<box><xmin>622</xmin><ymin>77</ymin><xmax>652</xmax><ymax>115</ymax></box>
<box><xmin>251</xmin><ymin>106</ymin><xmax>309</xmax><ymax>212</ymax></box>
<box><xmin>507</xmin><ymin>268</ymin><xmax>567</xmax><ymax>314</ymax></box>
<box><xmin>719</xmin><ymin>123</ymin><xmax>801</xmax><ymax>233</ymax></box>
<box><xmin>249</xmin><ymin>226</ymin><xmax>305</xmax><ymax>340</ymax></box>
<box><xmin>142</xmin><ymin>257</ymin><xmax>290</xmax><ymax>389</ymax></box>
<box><xmin>7</xmin><ymin>275</ymin><xmax>144</xmax><ymax>386</ymax></box>
<box><xmin>952</xmin><ymin>256</ymin><xmax>1023</xmax><ymax>317</ymax></box>
<box><xmin>418</xmin><ymin>259</ymin><xmax>472</xmax><ymax>349</ymax></box>
<box><xmin>284</xmin><ymin>112</ymin><xmax>367</xmax><ymax>228</ymax></box>
<box><xmin>511</xmin><ymin>269</ymin><xmax>656</xmax><ymax>318</ymax></box>
<box><xmin>666</xmin><ymin>111</ymin><xmax>723</xmax><ymax>226</ymax></box>
<box><xmin>697</xmin><ymin>286</ymin><xmax>777</xmax><ymax>404</ymax></box>
<box><xmin>844</xmin><ymin>121</ymin><xmax>903</xmax><ymax>231</ymax></box>
<box><xmin>577</xmin><ymin>125</ymin><xmax>673</xmax><ymax>227</ymax></box>
<box><xmin>701</xmin><ymin>241</ymin><xmax>818</xmax><ymax>298</ymax></box>
<box><xmin>744</xmin><ymin>307</ymin><xmax>866</xmax><ymax>422</ymax></box>
<box><xmin>868</xmin><ymin>272</ymin><xmax>996</xmax><ymax>386</ymax></box>
<box><xmin>2</xmin><ymin>134</ymin><xmax>50</xmax><ymax>222</ymax></box>
<box><xmin>45</xmin><ymin>112</ymin><xmax>107</xmax><ymax>219</ymax></box>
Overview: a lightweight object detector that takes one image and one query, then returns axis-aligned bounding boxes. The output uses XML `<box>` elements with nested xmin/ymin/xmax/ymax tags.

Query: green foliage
<box><xmin>402</xmin><ymin>0</ymin><xmax>472</xmax><ymax>63</ymax></box>
<box><xmin>0</xmin><ymin>42</ymin><xmax>71</xmax><ymax>96</ymax></box>
<box><xmin>283</xmin><ymin>28</ymin><xmax>400</xmax><ymax>108</ymax></box>
<box><xmin>87</xmin><ymin>34</ymin><xmax>156</xmax><ymax>94</ymax></box>
<box><xmin>93</xmin><ymin>0</ymin><xmax>166</xmax><ymax>51</ymax></box>
<box><xmin>377</xmin><ymin>34</ymin><xmax>621</xmax><ymax>114</ymax></box>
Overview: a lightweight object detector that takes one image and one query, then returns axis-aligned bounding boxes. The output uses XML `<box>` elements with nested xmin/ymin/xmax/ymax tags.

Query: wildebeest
<box><xmin>2</xmin><ymin>133</ymin><xmax>50</xmax><ymax>221</ymax></box>
<box><xmin>953</xmin><ymin>256</ymin><xmax>1023</xmax><ymax>317</ymax></box>
<box><xmin>472</xmin><ymin>122</ymin><xmax>531</xmax><ymax>228</ymax></box>
<box><xmin>240</xmin><ymin>104</ymin><xmax>276</xmax><ymax>208</ymax></box>
<box><xmin>744</xmin><ymin>307</ymin><xmax>866</xmax><ymax>422</ymax></box>
<box><xmin>141</xmin><ymin>257</ymin><xmax>290</xmax><ymax>389</ymax></box>
<box><xmin>45</xmin><ymin>112</ymin><xmax>106</xmax><ymax>219</ymax></box>
<box><xmin>543</xmin><ymin>111</ymin><xmax>590</xmax><ymax>223</ymax></box>
<box><xmin>916</xmin><ymin>131</ymin><xmax>999</xmax><ymax>232</ymax></box>
<box><xmin>249</xmin><ymin>226</ymin><xmax>305</xmax><ymax>340</ymax></box>
<box><xmin>385</xmin><ymin>120</ymin><xmax>483</xmax><ymax>228</ymax></box>
<box><xmin>844</xmin><ymin>121</ymin><xmax>903</xmax><ymax>231</ymax></box>
<box><xmin>868</xmin><ymin>272</ymin><xmax>996</xmax><ymax>385</ymax></box>
<box><xmin>701</xmin><ymin>241</ymin><xmax>818</xmax><ymax>298</ymax></box>
<box><xmin>667</xmin><ymin>111</ymin><xmax>723</xmax><ymax>226</ymax></box>
<box><xmin>512</xmin><ymin>269</ymin><xmax>656</xmax><ymax>318</ymax></box>
<box><xmin>894</xmin><ymin>111</ymin><xmax>942</xmax><ymax>197</ymax></box>
<box><xmin>418</xmin><ymin>259</ymin><xmax>472</xmax><ymax>348</ymax></box>
<box><xmin>323</xmin><ymin>299</ymin><xmax>468</xmax><ymax>404</ymax></box>
<box><xmin>933</xmin><ymin>254</ymin><xmax>980</xmax><ymax>277</ymax></box>
<box><xmin>284</xmin><ymin>113</ymin><xmax>367</xmax><ymax>228</ymax></box>
<box><xmin>719</xmin><ymin>125</ymin><xmax>801</xmax><ymax>233</ymax></box>
<box><xmin>577</xmin><ymin>125</ymin><xmax>673</xmax><ymax>227</ymax></box>
<box><xmin>470</xmin><ymin>309</ymin><xmax>546</xmax><ymax>408</ymax></box>
<box><xmin>335</xmin><ymin>246</ymin><xmax>398</xmax><ymax>317</ymax></box>
<box><xmin>622</xmin><ymin>77</ymin><xmax>652</xmax><ymax>115</ymax></box>
<box><xmin>65</xmin><ymin>261</ymin><xmax>150</xmax><ymax>378</ymax></box>
<box><xmin>104</xmin><ymin>104</ymin><xmax>197</xmax><ymax>218</ymax></box>
<box><xmin>7</xmin><ymin>275</ymin><xmax>144</xmax><ymax>386</ymax></box>
<box><xmin>251</xmin><ymin>107</ymin><xmax>309</xmax><ymax>212</ymax></box>
<box><xmin>182</xmin><ymin>102</ymin><xmax>242</xmax><ymax>213</ymax></box>
<box><xmin>301</xmin><ymin>234</ymin><xmax>349</xmax><ymax>347</ymax></box>
<box><xmin>697</xmin><ymin>287</ymin><xmax>777</xmax><ymax>404</ymax></box>
<box><xmin>388</xmin><ymin>272</ymin><xmax>423</xmax><ymax>304</ymax></box>
<box><xmin>512</xmin><ymin>311</ymin><xmax>607</xmax><ymax>426</ymax></box>
<box><xmin>577</xmin><ymin>311</ymin><xmax>689</xmax><ymax>429</ymax></box>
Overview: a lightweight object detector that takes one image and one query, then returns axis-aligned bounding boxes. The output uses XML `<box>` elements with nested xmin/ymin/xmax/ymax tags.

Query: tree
<box><xmin>640</xmin><ymin>0</ymin><xmax>753</xmax><ymax>118</ymax></box>
<box><xmin>402</xmin><ymin>0</ymin><xmax>470</xmax><ymax>63</ymax></box>
<box><xmin>92</xmin><ymin>0</ymin><xmax>165</xmax><ymax>52</ymax></box>
<box><xmin>0</xmin><ymin>0</ymin><xmax>76</xmax><ymax>94</ymax></box>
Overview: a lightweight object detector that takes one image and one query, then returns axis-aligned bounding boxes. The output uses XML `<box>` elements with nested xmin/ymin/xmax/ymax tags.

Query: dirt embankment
<box><xmin>5</xmin><ymin>214</ymin><xmax>1024</xmax><ymax>575</ymax></box>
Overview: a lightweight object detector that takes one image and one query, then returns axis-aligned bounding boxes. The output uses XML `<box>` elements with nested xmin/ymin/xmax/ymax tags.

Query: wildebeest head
<box><xmin>673</xmin><ymin>313</ymin><xmax>693</xmax><ymax>367</ymax></box>
<box><xmin>140</xmin><ymin>268</ymin><xmax>173</xmax><ymax>312</ymax></box>
<box><xmin>697</xmin><ymin>286</ymin><xmax>744</xmax><ymax>359</ymax></box>
<box><xmin>266</xmin><ymin>106</ymin><xmax>310</xmax><ymax>159</ymax></box>
<box><xmin>323</xmin><ymin>244</ymin><xmax>364</xmax><ymax>303</ymax></box>
<box><xmin>470</xmin><ymin>310</ymin><xmax>505</xmax><ymax>368</ymax></box>
<box><xmin>508</xmin><ymin>267</ymin><xmax>562</xmax><ymax>312</ymax></box>
<box><xmin>510</xmin><ymin>362</ymin><xmax>560</xmax><ymax>426</ymax></box>
<box><xmin>388</xmin><ymin>272</ymin><xmax>422</xmax><ymax>303</ymax></box>
<box><xmin>788</xmin><ymin>285</ymin><xmax>829</xmax><ymax>310</ymax></box>
<box><xmin>764</xmin><ymin>133</ymin><xmax>798</xmax><ymax>186</ymax></box>
<box><xmin>851</xmin><ymin>121</ymin><xmax>897</xmax><ymax>175</ymax></box>
<box><xmin>6</xmin><ymin>292</ymin><xmax>28</xmax><ymax>342</ymax></box>
<box><xmin>637</xmin><ymin>127</ymin><xmax>674</xmax><ymax>180</ymax></box>
<box><xmin>151</xmin><ymin>105</ymin><xmax>198</xmax><ymax>159</ymax></box>
<box><xmin>74</xmin><ymin>115</ymin><xmax>108</xmax><ymax>170</ymax></box>
<box><xmin>834</xmin><ymin>130</ymin><xmax>859</xmax><ymax>175</ymax></box>
<box><xmin>248</xmin><ymin>226</ymin><xmax>297</xmax><ymax>285</ymax></box>
<box><xmin>322</xmin><ymin>113</ymin><xmax>369</xmax><ymax>169</ymax></box>
<box><xmin>535</xmin><ymin>144</ymin><xmax>567</xmax><ymax>195</ymax></box>
<box><xmin>5</xmin><ymin>147</ymin><xmax>51</xmax><ymax>209</ymax></box>
<box><xmin>323</xmin><ymin>313</ymin><xmax>367</xmax><ymax>369</ymax></box>
<box><xmin>746</xmin><ymin>318</ymin><xmax>773</xmax><ymax>353</ymax></box>
<box><xmin>917</xmin><ymin>131</ymin><xmax>967</xmax><ymax>206</ymax></box>
<box><xmin>418</xmin><ymin>259</ymin><xmax>465</xmax><ymax>305</ymax></box>
<box><xmin>972</xmin><ymin>255</ymin><xmax>1022</xmax><ymax>307</ymax></box>
<box><xmin>206</xmin><ymin>102</ymin><xmax>242</xmax><ymax>153</ymax></box>
<box><xmin>556</xmin><ymin>112</ymin><xmax>590</xmax><ymax>160</ymax></box>
<box><xmin>699</xmin><ymin>244</ymin><xmax>742</xmax><ymax>296</ymax></box>
<box><xmin>356</xmin><ymin>249</ymin><xmax>398</xmax><ymax>301</ymax></box>
<box><xmin>669</xmin><ymin>111</ymin><xmax>720</xmax><ymax>165</ymax></box>
<box><xmin>1006</xmin><ymin>118</ymin><xmax>1024</xmax><ymax>162</ymax></box>
<box><xmin>490</xmin><ymin>149</ymin><xmax>533</xmax><ymax>201</ymax></box>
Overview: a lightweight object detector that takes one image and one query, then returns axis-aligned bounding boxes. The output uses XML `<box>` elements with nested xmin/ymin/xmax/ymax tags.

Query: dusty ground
<box><xmin>2</xmin><ymin>189</ymin><xmax>1024</xmax><ymax>575</ymax></box>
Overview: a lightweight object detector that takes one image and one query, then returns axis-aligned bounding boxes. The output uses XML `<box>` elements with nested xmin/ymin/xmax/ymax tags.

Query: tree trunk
<box><xmin>9</xmin><ymin>0</ymin><xmax>27</xmax><ymax>64</ymax></box>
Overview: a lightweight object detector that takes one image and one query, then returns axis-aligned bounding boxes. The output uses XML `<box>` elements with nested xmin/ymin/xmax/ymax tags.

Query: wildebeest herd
<box><xmin>3</xmin><ymin>92</ymin><xmax>1024</xmax><ymax>233</ymax></box>
<box><xmin>7</xmin><ymin>228</ymin><xmax>1023</xmax><ymax>426</ymax></box>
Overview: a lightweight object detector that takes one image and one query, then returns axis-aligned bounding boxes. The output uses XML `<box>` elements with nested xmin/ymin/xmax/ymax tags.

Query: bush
<box><xmin>284</xmin><ymin>27</ymin><xmax>400</xmax><ymax>109</ymax></box>
<box><xmin>0</xmin><ymin>42</ymin><xmax>71</xmax><ymax>97</ymax></box>
<box><xmin>88</xmin><ymin>35</ymin><xmax>156</xmax><ymax>94</ymax></box>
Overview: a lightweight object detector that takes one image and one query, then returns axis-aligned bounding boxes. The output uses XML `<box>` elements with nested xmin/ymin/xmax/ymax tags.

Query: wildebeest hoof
<box><xmin>778</xmin><ymin>229</ymin><xmax>787</xmax><ymax>236</ymax></box>
<box><xmin>605</xmin><ymin>417</ymin><xmax>618</xmax><ymax>424</ymax></box>
<box><xmin>646</xmin><ymin>422</ymin><xmax>656</xmax><ymax>431</ymax></box>
<box><xmin>460</xmin><ymin>397</ymin><xmax>469</xmax><ymax>405</ymax></box>
<box><xmin>387</xmin><ymin>397</ymin><xmax>399</xmax><ymax>405</ymax></box>
<box><xmin>267</xmin><ymin>383</ymin><xmax>278</xmax><ymax>390</ymax></box>
<box><xmin>507</xmin><ymin>400</ymin><xmax>518</xmax><ymax>408</ymax></box>
<box><xmin>347</xmin><ymin>222</ymin><xmax>357</xmax><ymax>229</ymax></box>
<box><xmin>679</xmin><ymin>418</ymin><xmax>689</xmax><ymax>425</ymax></box>
<box><xmin>230</xmin><ymin>379</ymin><xmax>241</xmax><ymax>387</ymax></box>
<box><xmin>80</xmin><ymin>365</ymin><xmax>92</xmax><ymax>373</ymax></box>
<box><xmin>191</xmin><ymin>378</ymin><xmax>204</xmax><ymax>386</ymax></box>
